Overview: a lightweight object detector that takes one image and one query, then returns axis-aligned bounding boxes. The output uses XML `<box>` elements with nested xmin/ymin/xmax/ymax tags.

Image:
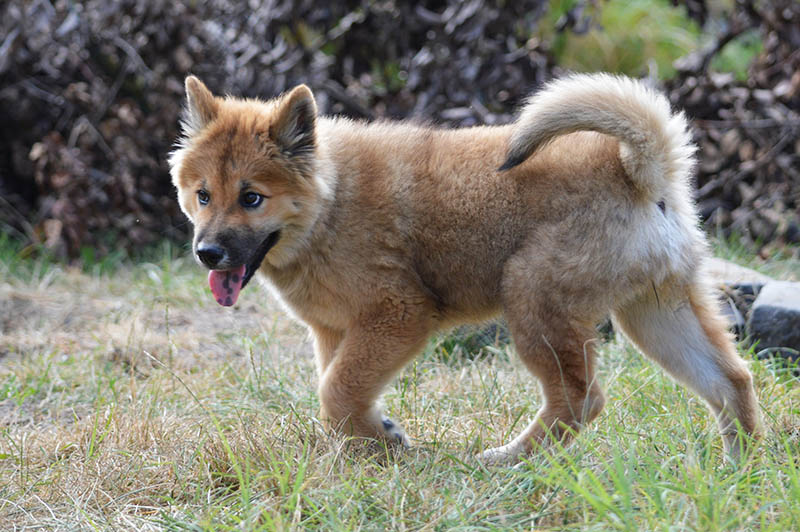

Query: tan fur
<box><xmin>170</xmin><ymin>74</ymin><xmax>760</xmax><ymax>462</ymax></box>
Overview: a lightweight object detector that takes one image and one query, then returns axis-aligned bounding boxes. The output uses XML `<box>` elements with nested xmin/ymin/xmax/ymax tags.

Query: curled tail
<box><xmin>500</xmin><ymin>73</ymin><xmax>696</xmax><ymax>199</ymax></box>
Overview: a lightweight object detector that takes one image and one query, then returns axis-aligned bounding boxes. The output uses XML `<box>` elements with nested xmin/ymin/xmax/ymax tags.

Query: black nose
<box><xmin>196</xmin><ymin>245</ymin><xmax>225</xmax><ymax>268</ymax></box>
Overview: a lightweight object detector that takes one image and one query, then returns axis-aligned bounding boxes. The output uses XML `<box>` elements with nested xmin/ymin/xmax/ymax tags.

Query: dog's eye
<box><xmin>240</xmin><ymin>192</ymin><xmax>264</xmax><ymax>208</ymax></box>
<box><xmin>197</xmin><ymin>189</ymin><xmax>210</xmax><ymax>206</ymax></box>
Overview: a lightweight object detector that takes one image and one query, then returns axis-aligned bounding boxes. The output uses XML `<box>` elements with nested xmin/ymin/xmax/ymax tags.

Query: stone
<box><xmin>449</xmin><ymin>321</ymin><xmax>511</xmax><ymax>354</ymax></box>
<box><xmin>704</xmin><ymin>258</ymin><xmax>774</xmax><ymax>341</ymax></box>
<box><xmin>719</xmin><ymin>282</ymin><xmax>766</xmax><ymax>341</ymax></box>
<box><xmin>704</xmin><ymin>257</ymin><xmax>772</xmax><ymax>286</ymax></box>
<box><xmin>756</xmin><ymin>347</ymin><xmax>799</xmax><ymax>366</ymax></box>
<box><xmin>747</xmin><ymin>281</ymin><xmax>800</xmax><ymax>352</ymax></box>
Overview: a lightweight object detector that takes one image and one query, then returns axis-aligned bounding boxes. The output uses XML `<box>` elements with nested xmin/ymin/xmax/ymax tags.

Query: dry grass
<box><xmin>1</xmin><ymin>247</ymin><xmax>799</xmax><ymax>530</ymax></box>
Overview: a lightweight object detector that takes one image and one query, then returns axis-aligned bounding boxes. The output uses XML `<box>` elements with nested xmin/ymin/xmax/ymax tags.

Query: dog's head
<box><xmin>169</xmin><ymin>76</ymin><xmax>329</xmax><ymax>306</ymax></box>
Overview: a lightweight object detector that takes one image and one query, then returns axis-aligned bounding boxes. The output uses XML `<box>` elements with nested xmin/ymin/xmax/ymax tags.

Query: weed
<box><xmin>0</xmin><ymin>243</ymin><xmax>798</xmax><ymax>529</ymax></box>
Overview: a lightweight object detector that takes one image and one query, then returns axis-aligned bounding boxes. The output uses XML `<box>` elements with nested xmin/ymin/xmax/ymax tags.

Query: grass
<box><xmin>541</xmin><ymin>0</ymin><xmax>703</xmax><ymax>78</ymax></box>
<box><xmin>1</xmin><ymin>240</ymin><xmax>799</xmax><ymax>530</ymax></box>
<box><xmin>710</xmin><ymin>28</ymin><xmax>763</xmax><ymax>82</ymax></box>
<box><xmin>712</xmin><ymin>232</ymin><xmax>800</xmax><ymax>281</ymax></box>
<box><xmin>541</xmin><ymin>0</ymin><xmax>761</xmax><ymax>80</ymax></box>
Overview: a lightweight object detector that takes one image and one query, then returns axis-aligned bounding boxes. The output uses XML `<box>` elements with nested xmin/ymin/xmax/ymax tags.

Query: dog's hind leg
<box><xmin>613</xmin><ymin>278</ymin><xmax>760</xmax><ymax>460</ymax></box>
<box><xmin>482</xmin><ymin>262</ymin><xmax>607</xmax><ymax>462</ymax></box>
<box><xmin>482</xmin><ymin>309</ymin><xmax>606</xmax><ymax>463</ymax></box>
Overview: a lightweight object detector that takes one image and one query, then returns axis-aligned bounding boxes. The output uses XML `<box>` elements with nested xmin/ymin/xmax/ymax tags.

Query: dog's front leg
<box><xmin>310</xmin><ymin>324</ymin><xmax>344</xmax><ymax>375</ymax></box>
<box><xmin>317</xmin><ymin>297</ymin><xmax>433</xmax><ymax>445</ymax></box>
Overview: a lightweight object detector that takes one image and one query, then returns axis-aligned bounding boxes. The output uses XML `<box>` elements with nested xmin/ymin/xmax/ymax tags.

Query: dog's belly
<box><xmin>411</xmin><ymin>250</ymin><xmax>506</xmax><ymax>323</ymax></box>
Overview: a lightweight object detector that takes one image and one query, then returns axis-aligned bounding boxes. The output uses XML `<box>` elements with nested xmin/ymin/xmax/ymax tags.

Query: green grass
<box><xmin>541</xmin><ymin>0</ymin><xmax>703</xmax><ymax>78</ymax></box>
<box><xmin>0</xmin><ymin>241</ymin><xmax>798</xmax><ymax>530</ymax></box>
<box><xmin>710</xmin><ymin>28</ymin><xmax>763</xmax><ymax>82</ymax></box>
<box><xmin>540</xmin><ymin>0</ymin><xmax>761</xmax><ymax>80</ymax></box>
<box><xmin>712</xmin><ymin>233</ymin><xmax>800</xmax><ymax>281</ymax></box>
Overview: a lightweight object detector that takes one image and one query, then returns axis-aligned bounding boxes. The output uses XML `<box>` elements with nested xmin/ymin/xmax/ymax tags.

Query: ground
<box><xmin>1</xmin><ymin>249</ymin><xmax>799</xmax><ymax>530</ymax></box>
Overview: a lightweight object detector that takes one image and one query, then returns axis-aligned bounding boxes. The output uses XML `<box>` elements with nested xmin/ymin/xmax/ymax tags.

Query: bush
<box><xmin>0</xmin><ymin>0</ymin><xmax>567</xmax><ymax>258</ymax></box>
<box><xmin>1</xmin><ymin>0</ymin><xmax>797</xmax><ymax>258</ymax></box>
<box><xmin>666</xmin><ymin>0</ymin><xmax>800</xmax><ymax>252</ymax></box>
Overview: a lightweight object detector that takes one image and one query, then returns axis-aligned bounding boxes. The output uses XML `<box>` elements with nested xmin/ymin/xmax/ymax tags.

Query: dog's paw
<box><xmin>380</xmin><ymin>415</ymin><xmax>410</xmax><ymax>447</ymax></box>
<box><xmin>479</xmin><ymin>443</ymin><xmax>524</xmax><ymax>465</ymax></box>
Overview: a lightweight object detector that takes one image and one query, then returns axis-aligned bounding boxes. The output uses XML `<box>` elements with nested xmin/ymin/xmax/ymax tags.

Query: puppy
<box><xmin>169</xmin><ymin>73</ymin><xmax>759</xmax><ymax>462</ymax></box>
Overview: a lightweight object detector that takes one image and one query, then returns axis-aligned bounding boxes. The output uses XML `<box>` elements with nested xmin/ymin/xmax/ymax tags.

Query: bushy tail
<box><xmin>499</xmin><ymin>73</ymin><xmax>695</xmax><ymax>199</ymax></box>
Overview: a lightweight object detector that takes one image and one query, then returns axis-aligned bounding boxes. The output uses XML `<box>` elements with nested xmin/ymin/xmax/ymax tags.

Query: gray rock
<box><xmin>447</xmin><ymin>321</ymin><xmax>511</xmax><ymax>357</ymax></box>
<box><xmin>704</xmin><ymin>258</ymin><xmax>775</xmax><ymax>341</ymax></box>
<box><xmin>756</xmin><ymin>347</ymin><xmax>799</xmax><ymax>366</ymax></box>
<box><xmin>747</xmin><ymin>281</ymin><xmax>800</xmax><ymax>351</ymax></box>
<box><xmin>704</xmin><ymin>257</ymin><xmax>772</xmax><ymax>286</ymax></box>
<box><xmin>719</xmin><ymin>282</ymin><xmax>766</xmax><ymax>341</ymax></box>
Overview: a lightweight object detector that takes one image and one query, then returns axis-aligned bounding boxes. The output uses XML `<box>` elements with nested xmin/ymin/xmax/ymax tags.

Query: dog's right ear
<box><xmin>183</xmin><ymin>76</ymin><xmax>218</xmax><ymax>135</ymax></box>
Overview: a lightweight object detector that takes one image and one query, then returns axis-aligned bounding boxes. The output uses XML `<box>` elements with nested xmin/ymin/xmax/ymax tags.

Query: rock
<box><xmin>448</xmin><ymin>321</ymin><xmax>511</xmax><ymax>355</ymax></box>
<box><xmin>703</xmin><ymin>260</ymin><xmax>800</xmax><ymax>370</ymax></box>
<box><xmin>719</xmin><ymin>291</ymin><xmax>747</xmax><ymax>341</ymax></box>
<box><xmin>704</xmin><ymin>257</ymin><xmax>773</xmax><ymax>286</ymax></box>
<box><xmin>597</xmin><ymin>318</ymin><xmax>615</xmax><ymax>342</ymax></box>
<box><xmin>718</xmin><ymin>282</ymin><xmax>766</xmax><ymax>340</ymax></box>
<box><xmin>705</xmin><ymin>258</ymin><xmax>772</xmax><ymax>341</ymax></box>
<box><xmin>747</xmin><ymin>281</ymin><xmax>800</xmax><ymax>354</ymax></box>
<box><xmin>756</xmin><ymin>347</ymin><xmax>799</xmax><ymax>367</ymax></box>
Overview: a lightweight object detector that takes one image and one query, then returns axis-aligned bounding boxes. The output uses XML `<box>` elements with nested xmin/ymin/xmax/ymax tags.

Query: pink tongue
<box><xmin>208</xmin><ymin>265</ymin><xmax>246</xmax><ymax>307</ymax></box>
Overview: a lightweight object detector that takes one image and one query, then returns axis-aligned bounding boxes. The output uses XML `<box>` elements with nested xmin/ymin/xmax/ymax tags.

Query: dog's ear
<box><xmin>183</xmin><ymin>76</ymin><xmax>218</xmax><ymax>135</ymax></box>
<box><xmin>270</xmin><ymin>85</ymin><xmax>317</xmax><ymax>160</ymax></box>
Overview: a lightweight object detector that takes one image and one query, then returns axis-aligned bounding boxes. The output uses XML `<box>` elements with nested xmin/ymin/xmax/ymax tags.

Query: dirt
<box><xmin>0</xmin><ymin>269</ymin><xmax>311</xmax><ymax>374</ymax></box>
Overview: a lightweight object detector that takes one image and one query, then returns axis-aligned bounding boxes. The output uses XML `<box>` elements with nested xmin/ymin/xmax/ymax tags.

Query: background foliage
<box><xmin>1</xmin><ymin>3</ymin><xmax>800</xmax><ymax>529</ymax></box>
<box><xmin>0</xmin><ymin>0</ymin><xmax>797</xmax><ymax>259</ymax></box>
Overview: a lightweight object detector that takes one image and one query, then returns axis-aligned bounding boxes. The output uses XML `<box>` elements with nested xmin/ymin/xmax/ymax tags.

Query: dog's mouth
<box><xmin>207</xmin><ymin>230</ymin><xmax>281</xmax><ymax>307</ymax></box>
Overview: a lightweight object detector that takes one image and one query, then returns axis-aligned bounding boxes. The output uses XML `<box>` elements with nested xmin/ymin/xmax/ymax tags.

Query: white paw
<box><xmin>380</xmin><ymin>415</ymin><xmax>410</xmax><ymax>447</ymax></box>
<box><xmin>479</xmin><ymin>444</ymin><xmax>524</xmax><ymax>464</ymax></box>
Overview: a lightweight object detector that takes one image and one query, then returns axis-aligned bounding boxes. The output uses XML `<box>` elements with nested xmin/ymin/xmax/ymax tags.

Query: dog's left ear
<box><xmin>270</xmin><ymin>85</ymin><xmax>317</xmax><ymax>160</ymax></box>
